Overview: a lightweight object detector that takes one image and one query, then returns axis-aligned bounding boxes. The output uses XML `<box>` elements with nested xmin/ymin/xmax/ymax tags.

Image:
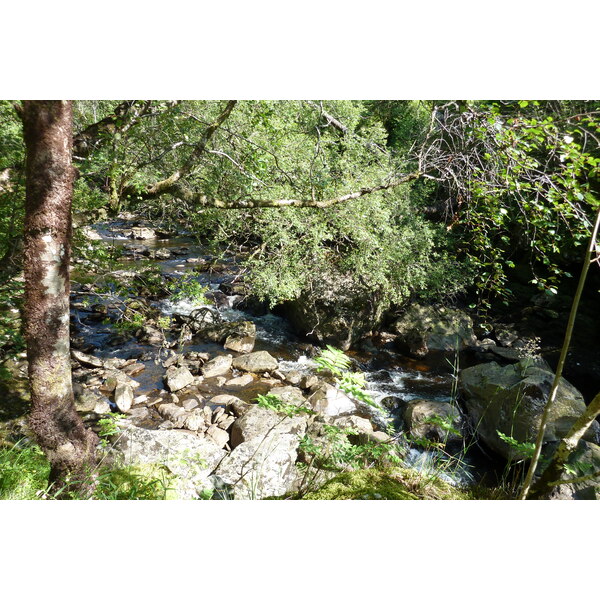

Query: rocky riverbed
<box><xmin>3</xmin><ymin>214</ymin><xmax>599</xmax><ymax>500</ymax></box>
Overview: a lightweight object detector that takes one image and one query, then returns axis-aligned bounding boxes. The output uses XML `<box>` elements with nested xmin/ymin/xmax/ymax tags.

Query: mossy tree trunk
<box><xmin>22</xmin><ymin>100</ymin><xmax>98</xmax><ymax>496</ymax></box>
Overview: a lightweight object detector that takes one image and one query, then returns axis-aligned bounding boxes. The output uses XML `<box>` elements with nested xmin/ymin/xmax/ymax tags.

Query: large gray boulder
<box><xmin>391</xmin><ymin>304</ymin><xmax>477</xmax><ymax>357</ymax></box>
<box><xmin>280</xmin><ymin>272</ymin><xmax>386</xmax><ymax>351</ymax></box>
<box><xmin>459</xmin><ymin>359</ymin><xmax>600</xmax><ymax>460</ymax></box>
<box><xmin>112</xmin><ymin>423</ymin><xmax>227</xmax><ymax>499</ymax></box>
<box><xmin>232</xmin><ymin>351</ymin><xmax>278</xmax><ymax>373</ymax></box>
<box><xmin>230</xmin><ymin>404</ymin><xmax>308</xmax><ymax>448</ymax></box>
<box><xmin>214</xmin><ymin>407</ymin><xmax>308</xmax><ymax>500</ymax></box>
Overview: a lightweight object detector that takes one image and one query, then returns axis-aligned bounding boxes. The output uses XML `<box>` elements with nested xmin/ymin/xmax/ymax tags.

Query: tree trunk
<box><xmin>22</xmin><ymin>100</ymin><xmax>98</xmax><ymax>496</ymax></box>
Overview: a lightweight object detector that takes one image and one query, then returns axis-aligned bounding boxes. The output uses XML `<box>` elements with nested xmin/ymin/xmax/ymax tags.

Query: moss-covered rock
<box><xmin>300</xmin><ymin>468</ymin><xmax>471</xmax><ymax>500</ymax></box>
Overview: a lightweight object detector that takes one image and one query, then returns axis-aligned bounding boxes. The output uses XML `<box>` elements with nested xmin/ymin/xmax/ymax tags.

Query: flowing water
<box><xmin>71</xmin><ymin>218</ymin><xmax>499</xmax><ymax>487</ymax></box>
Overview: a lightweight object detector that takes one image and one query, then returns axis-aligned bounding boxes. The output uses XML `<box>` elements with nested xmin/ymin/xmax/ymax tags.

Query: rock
<box><xmin>121</xmin><ymin>362</ymin><xmax>146</xmax><ymax>376</ymax></box>
<box><xmin>495</xmin><ymin>326</ymin><xmax>519</xmax><ymax>347</ymax></box>
<box><xmin>114</xmin><ymin>382</ymin><xmax>134</xmax><ymax>413</ymax></box>
<box><xmin>459</xmin><ymin>359</ymin><xmax>600</xmax><ymax>460</ymax></box>
<box><xmin>128</xmin><ymin>406</ymin><xmax>150</xmax><ymax>423</ymax></box>
<box><xmin>210</xmin><ymin>394</ymin><xmax>242</xmax><ymax>407</ymax></box>
<box><xmin>223</xmin><ymin>321</ymin><xmax>256</xmax><ymax>354</ymax></box>
<box><xmin>138</xmin><ymin>325</ymin><xmax>164</xmax><ymax>345</ymax></box>
<box><xmin>215</xmin><ymin>412</ymin><xmax>235</xmax><ymax>430</ymax></box>
<box><xmin>164</xmin><ymin>365</ymin><xmax>195</xmax><ymax>392</ymax></box>
<box><xmin>308</xmin><ymin>383</ymin><xmax>356</xmax><ymax>417</ymax></box>
<box><xmin>544</xmin><ymin>441</ymin><xmax>600</xmax><ymax>500</ymax></box>
<box><xmin>113</xmin><ymin>423</ymin><xmax>226</xmax><ymax>499</ymax></box>
<box><xmin>300</xmin><ymin>374</ymin><xmax>319</xmax><ymax>390</ymax></box>
<box><xmin>332</xmin><ymin>415</ymin><xmax>374</xmax><ymax>435</ymax></box>
<box><xmin>93</xmin><ymin>398</ymin><xmax>111</xmax><ymax>414</ymax></box>
<box><xmin>403</xmin><ymin>399</ymin><xmax>463</xmax><ymax>445</ymax></box>
<box><xmin>358</xmin><ymin>430</ymin><xmax>393</xmax><ymax>445</ymax></box>
<box><xmin>214</xmin><ymin>410</ymin><xmax>307</xmax><ymax>499</ymax></box>
<box><xmin>74</xmin><ymin>387</ymin><xmax>104</xmax><ymax>413</ymax></box>
<box><xmin>230</xmin><ymin>404</ymin><xmax>308</xmax><ymax>449</ymax></box>
<box><xmin>71</xmin><ymin>350</ymin><xmax>104</xmax><ymax>368</ymax></box>
<box><xmin>157</xmin><ymin>403</ymin><xmax>188</xmax><ymax>428</ymax></box>
<box><xmin>381</xmin><ymin>396</ymin><xmax>404</xmax><ymax>412</ymax></box>
<box><xmin>201</xmin><ymin>354</ymin><xmax>233</xmax><ymax>378</ymax></box>
<box><xmin>103</xmin><ymin>357</ymin><xmax>129</xmax><ymax>370</ymax></box>
<box><xmin>280</xmin><ymin>272</ymin><xmax>387</xmax><ymax>350</ymax></box>
<box><xmin>206</xmin><ymin>425</ymin><xmax>229</xmax><ymax>448</ymax></box>
<box><xmin>130</xmin><ymin>227</ymin><xmax>156</xmax><ymax>240</ymax></box>
<box><xmin>284</xmin><ymin>370</ymin><xmax>303</xmax><ymax>386</ymax></box>
<box><xmin>182</xmin><ymin>398</ymin><xmax>200</xmax><ymax>410</ymax></box>
<box><xmin>232</xmin><ymin>351</ymin><xmax>278</xmax><ymax>373</ymax></box>
<box><xmin>184</xmin><ymin>410</ymin><xmax>207</xmax><ymax>432</ymax></box>
<box><xmin>268</xmin><ymin>385</ymin><xmax>310</xmax><ymax>409</ymax></box>
<box><xmin>225</xmin><ymin>373</ymin><xmax>254</xmax><ymax>388</ymax></box>
<box><xmin>391</xmin><ymin>304</ymin><xmax>477</xmax><ymax>357</ymax></box>
<box><xmin>104</xmin><ymin>370</ymin><xmax>140</xmax><ymax>392</ymax></box>
<box><xmin>80</xmin><ymin>226</ymin><xmax>103</xmax><ymax>241</ymax></box>
<box><xmin>152</xmin><ymin>248</ymin><xmax>171</xmax><ymax>260</ymax></box>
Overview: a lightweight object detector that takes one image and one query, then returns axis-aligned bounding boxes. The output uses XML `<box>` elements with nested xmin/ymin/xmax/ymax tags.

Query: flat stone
<box><xmin>225</xmin><ymin>373</ymin><xmax>254</xmax><ymax>388</ymax></box>
<box><xmin>71</xmin><ymin>350</ymin><xmax>104</xmax><ymax>368</ymax></box>
<box><xmin>121</xmin><ymin>362</ymin><xmax>146</xmax><ymax>376</ymax></box>
<box><xmin>201</xmin><ymin>354</ymin><xmax>233</xmax><ymax>379</ymax></box>
<box><xmin>210</xmin><ymin>394</ymin><xmax>242</xmax><ymax>406</ymax></box>
<box><xmin>232</xmin><ymin>351</ymin><xmax>278</xmax><ymax>373</ymax></box>
<box><xmin>182</xmin><ymin>398</ymin><xmax>200</xmax><ymax>410</ymax></box>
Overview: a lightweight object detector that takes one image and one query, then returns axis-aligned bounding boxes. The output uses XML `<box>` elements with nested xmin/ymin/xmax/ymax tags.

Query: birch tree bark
<box><xmin>22</xmin><ymin>100</ymin><xmax>97</xmax><ymax>495</ymax></box>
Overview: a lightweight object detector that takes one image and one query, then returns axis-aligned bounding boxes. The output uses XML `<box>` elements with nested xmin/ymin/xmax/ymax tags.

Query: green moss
<box><xmin>301</xmin><ymin>468</ymin><xmax>473</xmax><ymax>500</ymax></box>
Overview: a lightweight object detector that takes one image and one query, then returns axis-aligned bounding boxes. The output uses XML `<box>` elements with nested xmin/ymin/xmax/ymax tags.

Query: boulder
<box><xmin>544</xmin><ymin>441</ymin><xmax>600</xmax><ymax>500</ymax></box>
<box><xmin>230</xmin><ymin>404</ymin><xmax>308</xmax><ymax>449</ymax></box>
<box><xmin>280</xmin><ymin>272</ymin><xmax>387</xmax><ymax>350</ymax></box>
<box><xmin>459</xmin><ymin>359</ymin><xmax>600</xmax><ymax>460</ymax></box>
<box><xmin>332</xmin><ymin>415</ymin><xmax>374</xmax><ymax>435</ymax></box>
<box><xmin>391</xmin><ymin>304</ymin><xmax>477</xmax><ymax>357</ymax></box>
<box><xmin>206</xmin><ymin>425</ymin><xmax>230</xmax><ymax>448</ymax></box>
<box><xmin>201</xmin><ymin>354</ymin><xmax>233</xmax><ymax>378</ymax></box>
<box><xmin>112</xmin><ymin>423</ymin><xmax>226</xmax><ymax>499</ymax></box>
<box><xmin>223</xmin><ymin>321</ymin><xmax>256</xmax><ymax>354</ymax></box>
<box><xmin>130</xmin><ymin>226</ymin><xmax>156</xmax><ymax>240</ymax></box>
<box><xmin>214</xmin><ymin>409</ymin><xmax>307</xmax><ymax>500</ymax></box>
<box><xmin>403</xmin><ymin>399</ymin><xmax>463</xmax><ymax>445</ymax></box>
<box><xmin>164</xmin><ymin>365</ymin><xmax>195</xmax><ymax>392</ymax></box>
<box><xmin>232</xmin><ymin>351</ymin><xmax>278</xmax><ymax>373</ymax></box>
<box><xmin>308</xmin><ymin>383</ymin><xmax>356</xmax><ymax>417</ymax></box>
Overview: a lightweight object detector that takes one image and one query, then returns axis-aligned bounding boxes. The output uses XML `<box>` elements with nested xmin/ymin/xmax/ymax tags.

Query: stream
<box><xmin>71</xmin><ymin>217</ymin><xmax>502</xmax><ymax>488</ymax></box>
